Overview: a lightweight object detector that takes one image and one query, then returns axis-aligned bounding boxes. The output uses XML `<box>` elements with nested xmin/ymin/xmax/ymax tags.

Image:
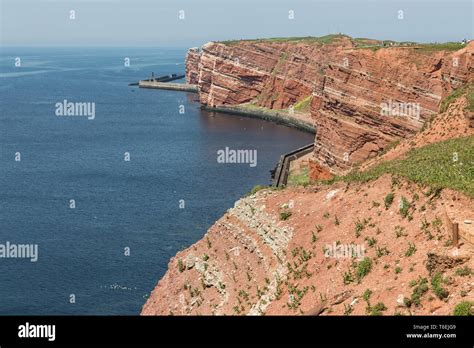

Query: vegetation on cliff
<box><xmin>293</xmin><ymin>95</ymin><xmax>312</xmax><ymax>113</ymax></box>
<box><xmin>331</xmin><ymin>135</ymin><xmax>474</xmax><ymax>198</ymax></box>
<box><xmin>221</xmin><ymin>34</ymin><xmax>348</xmax><ymax>46</ymax></box>
<box><xmin>287</xmin><ymin>167</ymin><xmax>310</xmax><ymax>186</ymax></box>
<box><xmin>316</xmin><ymin>84</ymin><xmax>474</xmax><ymax>196</ymax></box>
<box><xmin>453</xmin><ymin>301</ymin><xmax>473</xmax><ymax>315</ymax></box>
<box><xmin>221</xmin><ymin>34</ymin><xmax>467</xmax><ymax>52</ymax></box>
<box><xmin>440</xmin><ymin>82</ymin><xmax>474</xmax><ymax>113</ymax></box>
<box><xmin>416</xmin><ymin>42</ymin><xmax>467</xmax><ymax>52</ymax></box>
<box><xmin>147</xmin><ymin>37</ymin><xmax>473</xmax><ymax>317</ymax></box>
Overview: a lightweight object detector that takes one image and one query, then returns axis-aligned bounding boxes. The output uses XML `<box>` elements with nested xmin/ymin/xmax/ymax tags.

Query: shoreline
<box><xmin>202</xmin><ymin>105</ymin><xmax>316</xmax><ymax>134</ymax></box>
<box><xmin>202</xmin><ymin>103</ymin><xmax>317</xmax><ymax>187</ymax></box>
<box><xmin>133</xmin><ymin>72</ymin><xmax>315</xmax><ymax>134</ymax></box>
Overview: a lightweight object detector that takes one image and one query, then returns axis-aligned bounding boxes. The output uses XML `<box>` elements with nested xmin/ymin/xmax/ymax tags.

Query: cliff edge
<box><xmin>142</xmin><ymin>36</ymin><xmax>474</xmax><ymax>316</ymax></box>
<box><xmin>186</xmin><ymin>35</ymin><xmax>473</xmax><ymax>176</ymax></box>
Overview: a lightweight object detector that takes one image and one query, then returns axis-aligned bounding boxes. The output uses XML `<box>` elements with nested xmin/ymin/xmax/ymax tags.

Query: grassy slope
<box><xmin>287</xmin><ymin>167</ymin><xmax>310</xmax><ymax>186</ymax></box>
<box><xmin>331</xmin><ymin>135</ymin><xmax>474</xmax><ymax>198</ymax></box>
<box><xmin>293</xmin><ymin>96</ymin><xmax>312</xmax><ymax>112</ymax></box>
<box><xmin>440</xmin><ymin>82</ymin><xmax>474</xmax><ymax>113</ymax></box>
<box><xmin>324</xmin><ymin>83</ymin><xmax>474</xmax><ymax>196</ymax></box>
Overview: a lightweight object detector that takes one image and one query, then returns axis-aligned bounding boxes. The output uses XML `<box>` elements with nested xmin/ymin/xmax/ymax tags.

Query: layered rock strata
<box><xmin>185</xmin><ymin>36</ymin><xmax>473</xmax><ymax>175</ymax></box>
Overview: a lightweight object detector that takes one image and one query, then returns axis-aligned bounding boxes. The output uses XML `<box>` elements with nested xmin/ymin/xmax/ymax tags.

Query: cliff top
<box><xmin>219</xmin><ymin>34</ymin><xmax>471</xmax><ymax>52</ymax></box>
<box><xmin>148</xmin><ymin>42</ymin><xmax>473</xmax><ymax>316</ymax></box>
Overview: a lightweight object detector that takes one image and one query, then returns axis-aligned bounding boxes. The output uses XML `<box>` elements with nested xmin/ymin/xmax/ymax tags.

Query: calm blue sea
<box><xmin>0</xmin><ymin>47</ymin><xmax>313</xmax><ymax>314</ymax></box>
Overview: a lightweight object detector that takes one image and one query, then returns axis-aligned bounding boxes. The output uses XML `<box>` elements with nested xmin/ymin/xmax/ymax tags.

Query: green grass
<box><xmin>356</xmin><ymin>257</ymin><xmax>373</xmax><ymax>282</ymax></box>
<box><xmin>354</xmin><ymin>218</ymin><xmax>365</xmax><ymax>237</ymax></box>
<box><xmin>431</xmin><ymin>272</ymin><xmax>449</xmax><ymax>300</ymax></box>
<box><xmin>293</xmin><ymin>95</ymin><xmax>312</xmax><ymax>113</ymax></box>
<box><xmin>221</xmin><ymin>34</ymin><xmax>349</xmax><ymax>46</ymax></box>
<box><xmin>368</xmin><ymin>302</ymin><xmax>387</xmax><ymax>316</ymax></box>
<box><xmin>326</xmin><ymin>136</ymin><xmax>474</xmax><ymax>198</ymax></box>
<box><xmin>271</xmin><ymin>53</ymin><xmax>288</xmax><ymax>76</ymax></box>
<box><xmin>416</xmin><ymin>42</ymin><xmax>466</xmax><ymax>52</ymax></box>
<box><xmin>379</xmin><ymin>139</ymin><xmax>401</xmax><ymax>156</ymax></box>
<box><xmin>410</xmin><ymin>277</ymin><xmax>429</xmax><ymax>306</ymax></box>
<box><xmin>405</xmin><ymin>242</ymin><xmax>417</xmax><ymax>257</ymax></box>
<box><xmin>280</xmin><ymin>211</ymin><xmax>292</xmax><ymax>221</ymax></box>
<box><xmin>238</xmin><ymin>102</ymin><xmax>289</xmax><ymax>114</ymax></box>
<box><xmin>384</xmin><ymin>193</ymin><xmax>394</xmax><ymax>209</ymax></box>
<box><xmin>439</xmin><ymin>83</ymin><xmax>474</xmax><ymax>113</ymax></box>
<box><xmin>221</xmin><ymin>35</ymin><xmax>467</xmax><ymax>55</ymax></box>
<box><xmin>249</xmin><ymin>184</ymin><xmax>268</xmax><ymax>195</ymax></box>
<box><xmin>399</xmin><ymin>196</ymin><xmax>411</xmax><ymax>219</ymax></box>
<box><xmin>351</xmin><ymin>38</ymin><xmax>447</xmax><ymax>52</ymax></box>
<box><xmin>287</xmin><ymin>167</ymin><xmax>310</xmax><ymax>186</ymax></box>
<box><xmin>351</xmin><ymin>38</ymin><xmax>382</xmax><ymax>49</ymax></box>
<box><xmin>363</xmin><ymin>289</ymin><xmax>372</xmax><ymax>302</ymax></box>
<box><xmin>455</xmin><ymin>266</ymin><xmax>472</xmax><ymax>277</ymax></box>
<box><xmin>453</xmin><ymin>301</ymin><xmax>473</xmax><ymax>316</ymax></box>
<box><xmin>468</xmin><ymin>86</ymin><xmax>474</xmax><ymax>112</ymax></box>
<box><xmin>343</xmin><ymin>271</ymin><xmax>354</xmax><ymax>285</ymax></box>
<box><xmin>178</xmin><ymin>259</ymin><xmax>185</xmax><ymax>273</ymax></box>
<box><xmin>353</xmin><ymin>37</ymin><xmax>378</xmax><ymax>43</ymax></box>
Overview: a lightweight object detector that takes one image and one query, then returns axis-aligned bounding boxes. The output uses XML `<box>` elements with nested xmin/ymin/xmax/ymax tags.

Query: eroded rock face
<box><xmin>311</xmin><ymin>44</ymin><xmax>473</xmax><ymax>173</ymax></box>
<box><xmin>142</xmin><ymin>176</ymin><xmax>474</xmax><ymax>316</ymax></box>
<box><xmin>141</xmin><ymin>192</ymin><xmax>293</xmax><ymax>315</ymax></box>
<box><xmin>361</xmin><ymin>96</ymin><xmax>474</xmax><ymax>170</ymax></box>
<box><xmin>188</xmin><ymin>39</ymin><xmax>353</xmax><ymax>109</ymax></box>
<box><xmin>185</xmin><ymin>38</ymin><xmax>474</xmax><ymax>175</ymax></box>
<box><xmin>185</xmin><ymin>47</ymin><xmax>201</xmax><ymax>85</ymax></box>
<box><xmin>142</xmin><ymin>39</ymin><xmax>474</xmax><ymax>316</ymax></box>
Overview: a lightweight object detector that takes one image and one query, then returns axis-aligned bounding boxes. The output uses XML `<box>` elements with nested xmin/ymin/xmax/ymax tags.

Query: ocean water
<box><xmin>0</xmin><ymin>47</ymin><xmax>314</xmax><ymax>314</ymax></box>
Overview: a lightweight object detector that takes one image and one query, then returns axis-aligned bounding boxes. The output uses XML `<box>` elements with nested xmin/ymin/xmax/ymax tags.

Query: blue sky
<box><xmin>1</xmin><ymin>0</ymin><xmax>472</xmax><ymax>47</ymax></box>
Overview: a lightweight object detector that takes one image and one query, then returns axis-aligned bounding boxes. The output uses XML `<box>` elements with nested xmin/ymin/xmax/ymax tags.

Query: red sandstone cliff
<box><xmin>142</xmin><ymin>37</ymin><xmax>474</xmax><ymax>316</ymax></box>
<box><xmin>185</xmin><ymin>36</ymin><xmax>473</xmax><ymax>175</ymax></box>
<box><xmin>185</xmin><ymin>47</ymin><xmax>201</xmax><ymax>85</ymax></box>
<box><xmin>141</xmin><ymin>97</ymin><xmax>473</xmax><ymax>316</ymax></box>
<box><xmin>362</xmin><ymin>94</ymin><xmax>474</xmax><ymax>170</ymax></box>
<box><xmin>142</xmin><ymin>174</ymin><xmax>473</xmax><ymax>315</ymax></box>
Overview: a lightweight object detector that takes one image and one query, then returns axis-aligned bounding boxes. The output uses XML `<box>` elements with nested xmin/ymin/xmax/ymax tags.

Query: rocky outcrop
<box><xmin>142</xmin><ymin>193</ymin><xmax>293</xmax><ymax>315</ymax></box>
<box><xmin>185</xmin><ymin>36</ymin><xmax>474</xmax><ymax>176</ymax></box>
<box><xmin>311</xmin><ymin>45</ymin><xmax>473</xmax><ymax>173</ymax></box>
<box><xmin>142</xmin><ymin>175</ymin><xmax>474</xmax><ymax>315</ymax></box>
